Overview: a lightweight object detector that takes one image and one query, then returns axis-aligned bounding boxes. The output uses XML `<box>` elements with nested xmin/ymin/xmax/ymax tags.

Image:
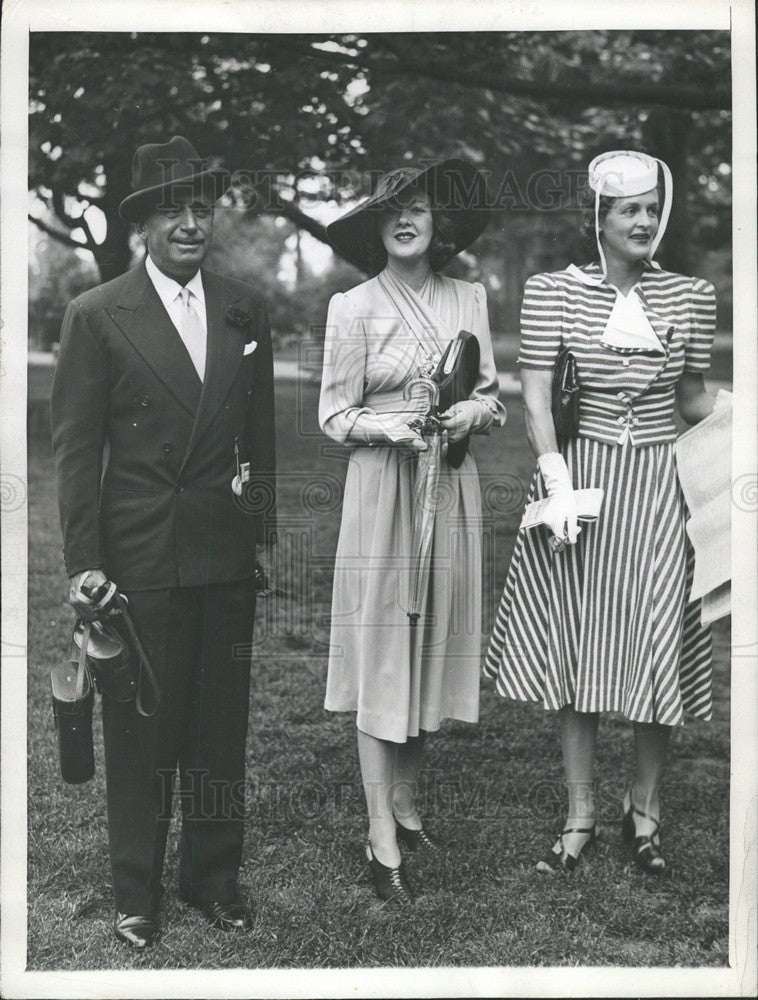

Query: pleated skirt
<box><xmin>483</xmin><ymin>436</ymin><xmax>713</xmax><ymax>724</ymax></box>
<box><xmin>324</xmin><ymin>445</ymin><xmax>483</xmax><ymax>743</ymax></box>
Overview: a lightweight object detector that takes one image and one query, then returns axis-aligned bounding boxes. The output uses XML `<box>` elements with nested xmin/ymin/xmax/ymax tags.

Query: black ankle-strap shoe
<box><xmin>536</xmin><ymin>824</ymin><xmax>597</xmax><ymax>873</ymax></box>
<box><xmin>622</xmin><ymin>795</ymin><xmax>666</xmax><ymax>874</ymax></box>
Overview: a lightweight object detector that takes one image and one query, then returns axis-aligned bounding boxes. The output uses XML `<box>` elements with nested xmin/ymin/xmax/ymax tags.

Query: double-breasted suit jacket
<box><xmin>52</xmin><ymin>259</ymin><xmax>277</xmax><ymax>914</ymax></box>
<box><xmin>51</xmin><ymin>262</ymin><xmax>276</xmax><ymax>590</ymax></box>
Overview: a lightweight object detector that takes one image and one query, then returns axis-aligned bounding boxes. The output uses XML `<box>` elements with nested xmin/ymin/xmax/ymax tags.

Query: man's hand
<box><xmin>69</xmin><ymin>569</ymin><xmax>112</xmax><ymax>616</ymax></box>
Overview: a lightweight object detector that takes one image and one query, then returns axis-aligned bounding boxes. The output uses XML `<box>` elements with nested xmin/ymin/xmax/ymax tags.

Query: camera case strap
<box><xmin>71</xmin><ymin>595</ymin><xmax>161</xmax><ymax>717</ymax></box>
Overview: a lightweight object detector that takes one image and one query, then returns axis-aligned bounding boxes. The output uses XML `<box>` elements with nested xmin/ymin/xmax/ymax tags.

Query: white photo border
<box><xmin>2</xmin><ymin>0</ymin><xmax>756</xmax><ymax>997</ymax></box>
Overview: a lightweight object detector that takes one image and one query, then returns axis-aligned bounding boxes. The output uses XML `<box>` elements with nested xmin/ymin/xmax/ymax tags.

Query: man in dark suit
<box><xmin>51</xmin><ymin>136</ymin><xmax>276</xmax><ymax>948</ymax></box>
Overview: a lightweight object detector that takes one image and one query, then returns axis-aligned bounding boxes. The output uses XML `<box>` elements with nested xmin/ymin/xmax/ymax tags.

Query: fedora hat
<box><xmin>119</xmin><ymin>135</ymin><xmax>229</xmax><ymax>223</ymax></box>
<box><xmin>327</xmin><ymin>158</ymin><xmax>490</xmax><ymax>273</ymax></box>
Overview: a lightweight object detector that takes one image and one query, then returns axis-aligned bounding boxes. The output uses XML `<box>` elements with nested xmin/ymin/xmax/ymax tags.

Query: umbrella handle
<box><xmin>404</xmin><ymin>375</ymin><xmax>439</xmax><ymax>415</ymax></box>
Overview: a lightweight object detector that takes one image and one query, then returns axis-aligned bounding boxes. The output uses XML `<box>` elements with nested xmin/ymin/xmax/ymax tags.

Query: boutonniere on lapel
<box><xmin>225</xmin><ymin>306</ymin><xmax>258</xmax><ymax>357</ymax></box>
<box><xmin>225</xmin><ymin>305</ymin><xmax>257</xmax><ymax>348</ymax></box>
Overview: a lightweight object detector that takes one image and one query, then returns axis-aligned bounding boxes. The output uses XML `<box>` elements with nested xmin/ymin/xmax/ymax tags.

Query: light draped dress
<box><xmin>319</xmin><ymin>268</ymin><xmax>506</xmax><ymax>743</ymax></box>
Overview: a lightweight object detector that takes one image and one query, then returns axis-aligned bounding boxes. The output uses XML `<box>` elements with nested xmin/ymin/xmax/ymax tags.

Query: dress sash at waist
<box><xmin>363</xmin><ymin>386</ymin><xmax>431</xmax><ymax>415</ymax></box>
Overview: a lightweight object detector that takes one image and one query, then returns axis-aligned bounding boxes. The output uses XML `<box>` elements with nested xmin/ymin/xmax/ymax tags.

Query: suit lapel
<box><xmin>179</xmin><ymin>270</ymin><xmax>246</xmax><ymax>470</ymax></box>
<box><xmin>105</xmin><ymin>263</ymin><xmax>202</xmax><ymax>416</ymax></box>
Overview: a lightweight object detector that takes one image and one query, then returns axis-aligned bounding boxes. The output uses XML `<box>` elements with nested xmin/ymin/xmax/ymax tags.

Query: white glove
<box><xmin>368</xmin><ymin>414</ymin><xmax>427</xmax><ymax>451</ymax></box>
<box><xmin>394</xmin><ymin>422</ymin><xmax>428</xmax><ymax>452</ymax></box>
<box><xmin>439</xmin><ymin>399</ymin><xmax>489</xmax><ymax>442</ymax></box>
<box><xmin>713</xmin><ymin>388</ymin><xmax>732</xmax><ymax>414</ymax></box>
<box><xmin>538</xmin><ymin>452</ymin><xmax>580</xmax><ymax>545</ymax></box>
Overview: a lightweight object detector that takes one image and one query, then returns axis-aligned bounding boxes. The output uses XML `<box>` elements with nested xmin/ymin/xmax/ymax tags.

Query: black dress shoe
<box><xmin>187</xmin><ymin>896</ymin><xmax>253</xmax><ymax>931</ymax></box>
<box><xmin>395</xmin><ymin>820</ymin><xmax>441</xmax><ymax>853</ymax></box>
<box><xmin>113</xmin><ymin>912</ymin><xmax>159</xmax><ymax>949</ymax></box>
<box><xmin>365</xmin><ymin>844</ymin><xmax>415</xmax><ymax>904</ymax></box>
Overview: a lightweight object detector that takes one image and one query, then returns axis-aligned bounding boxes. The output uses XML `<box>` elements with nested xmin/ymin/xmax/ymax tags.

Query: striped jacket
<box><xmin>518</xmin><ymin>262</ymin><xmax>716</xmax><ymax>446</ymax></box>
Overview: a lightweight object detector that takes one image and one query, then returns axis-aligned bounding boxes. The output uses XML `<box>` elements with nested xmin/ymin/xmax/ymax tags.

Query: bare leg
<box><xmin>558</xmin><ymin>706</ymin><xmax>600</xmax><ymax>856</ymax></box>
<box><xmin>391</xmin><ymin>732</ymin><xmax>427</xmax><ymax>830</ymax></box>
<box><xmin>357</xmin><ymin>728</ymin><xmax>401</xmax><ymax>868</ymax></box>
<box><xmin>628</xmin><ymin>721</ymin><xmax>672</xmax><ymax>841</ymax></box>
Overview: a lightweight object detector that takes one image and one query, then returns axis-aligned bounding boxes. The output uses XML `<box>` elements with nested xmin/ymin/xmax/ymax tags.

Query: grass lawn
<box><xmin>27</xmin><ymin>378</ymin><xmax>730</xmax><ymax>970</ymax></box>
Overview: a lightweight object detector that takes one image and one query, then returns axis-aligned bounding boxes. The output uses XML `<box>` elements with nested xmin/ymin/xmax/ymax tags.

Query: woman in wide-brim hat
<box><xmin>484</xmin><ymin>150</ymin><xmax>720</xmax><ymax>876</ymax></box>
<box><xmin>319</xmin><ymin>159</ymin><xmax>506</xmax><ymax>903</ymax></box>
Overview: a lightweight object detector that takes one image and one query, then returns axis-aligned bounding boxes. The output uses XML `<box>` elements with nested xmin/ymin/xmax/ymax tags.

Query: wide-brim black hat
<box><xmin>119</xmin><ymin>135</ymin><xmax>229</xmax><ymax>223</ymax></box>
<box><xmin>327</xmin><ymin>158</ymin><xmax>490</xmax><ymax>273</ymax></box>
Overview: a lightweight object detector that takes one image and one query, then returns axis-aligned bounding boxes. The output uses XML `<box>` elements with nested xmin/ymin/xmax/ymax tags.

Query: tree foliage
<box><xmin>29</xmin><ymin>30</ymin><xmax>732</xmax><ymax>341</ymax></box>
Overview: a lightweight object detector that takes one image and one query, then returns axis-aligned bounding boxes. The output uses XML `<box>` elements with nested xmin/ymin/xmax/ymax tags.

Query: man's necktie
<box><xmin>179</xmin><ymin>287</ymin><xmax>206</xmax><ymax>379</ymax></box>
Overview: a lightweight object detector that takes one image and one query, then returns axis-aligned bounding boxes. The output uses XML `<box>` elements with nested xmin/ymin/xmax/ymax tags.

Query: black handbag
<box><xmin>432</xmin><ymin>330</ymin><xmax>480</xmax><ymax>469</ymax></box>
<box><xmin>551</xmin><ymin>345</ymin><xmax>580</xmax><ymax>443</ymax></box>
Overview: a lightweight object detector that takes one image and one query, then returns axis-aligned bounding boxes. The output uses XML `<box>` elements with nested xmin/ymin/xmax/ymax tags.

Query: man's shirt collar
<box><xmin>145</xmin><ymin>255</ymin><xmax>205</xmax><ymax>310</ymax></box>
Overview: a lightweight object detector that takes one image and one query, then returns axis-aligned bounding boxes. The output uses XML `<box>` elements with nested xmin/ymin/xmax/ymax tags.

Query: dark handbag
<box><xmin>432</xmin><ymin>330</ymin><xmax>481</xmax><ymax>469</ymax></box>
<box><xmin>551</xmin><ymin>345</ymin><xmax>580</xmax><ymax>442</ymax></box>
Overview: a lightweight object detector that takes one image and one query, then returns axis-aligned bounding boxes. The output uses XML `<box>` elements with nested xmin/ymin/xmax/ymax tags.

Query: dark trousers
<box><xmin>101</xmin><ymin>579</ymin><xmax>256</xmax><ymax>914</ymax></box>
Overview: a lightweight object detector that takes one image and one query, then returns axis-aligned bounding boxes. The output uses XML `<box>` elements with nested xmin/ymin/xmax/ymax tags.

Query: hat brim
<box><xmin>327</xmin><ymin>158</ymin><xmax>490</xmax><ymax>273</ymax></box>
<box><xmin>119</xmin><ymin>167</ymin><xmax>229</xmax><ymax>223</ymax></box>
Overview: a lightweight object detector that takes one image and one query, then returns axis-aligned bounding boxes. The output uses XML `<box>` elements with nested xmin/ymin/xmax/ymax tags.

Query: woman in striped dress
<box><xmin>484</xmin><ymin>151</ymin><xmax>717</xmax><ymax>874</ymax></box>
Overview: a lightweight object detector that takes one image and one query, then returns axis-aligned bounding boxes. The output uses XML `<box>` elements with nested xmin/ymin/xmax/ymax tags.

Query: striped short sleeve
<box><xmin>684</xmin><ymin>278</ymin><xmax>716</xmax><ymax>373</ymax></box>
<box><xmin>517</xmin><ymin>274</ymin><xmax>562</xmax><ymax>370</ymax></box>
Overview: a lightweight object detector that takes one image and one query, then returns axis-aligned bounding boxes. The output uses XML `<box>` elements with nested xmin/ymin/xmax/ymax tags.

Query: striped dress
<box><xmin>484</xmin><ymin>262</ymin><xmax>715</xmax><ymax>724</ymax></box>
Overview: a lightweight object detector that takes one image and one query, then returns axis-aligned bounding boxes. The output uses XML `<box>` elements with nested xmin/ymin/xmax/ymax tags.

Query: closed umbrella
<box><xmin>405</xmin><ymin>375</ymin><xmax>444</xmax><ymax>626</ymax></box>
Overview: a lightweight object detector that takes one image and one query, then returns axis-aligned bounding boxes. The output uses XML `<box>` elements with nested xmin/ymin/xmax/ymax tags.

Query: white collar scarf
<box><xmin>566</xmin><ymin>262</ymin><xmax>664</xmax><ymax>353</ymax></box>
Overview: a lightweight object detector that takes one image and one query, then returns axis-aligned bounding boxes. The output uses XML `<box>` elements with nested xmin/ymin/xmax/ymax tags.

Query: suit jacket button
<box><xmin>140</xmin><ymin>395</ymin><xmax>151</xmax><ymax>407</ymax></box>
<box><xmin>162</xmin><ymin>442</ymin><xmax>173</xmax><ymax>453</ymax></box>
<box><xmin>175</xmin><ymin>484</ymin><xmax>184</xmax><ymax>494</ymax></box>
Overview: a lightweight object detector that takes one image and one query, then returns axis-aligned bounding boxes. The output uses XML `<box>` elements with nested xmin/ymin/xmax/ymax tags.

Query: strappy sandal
<box><xmin>536</xmin><ymin>824</ymin><xmax>597</xmax><ymax>873</ymax></box>
<box><xmin>621</xmin><ymin>792</ymin><xmax>666</xmax><ymax>874</ymax></box>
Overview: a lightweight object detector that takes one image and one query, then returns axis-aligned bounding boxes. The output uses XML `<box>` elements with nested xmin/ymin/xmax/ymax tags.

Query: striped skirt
<box><xmin>483</xmin><ymin>436</ymin><xmax>713</xmax><ymax>724</ymax></box>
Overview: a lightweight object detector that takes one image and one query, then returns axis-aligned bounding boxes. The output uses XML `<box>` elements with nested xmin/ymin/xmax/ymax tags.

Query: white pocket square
<box><xmin>243</xmin><ymin>341</ymin><xmax>258</xmax><ymax>356</ymax></box>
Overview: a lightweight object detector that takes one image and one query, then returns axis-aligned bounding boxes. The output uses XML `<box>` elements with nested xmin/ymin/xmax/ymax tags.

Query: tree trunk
<box><xmin>92</xmin><ymin>213</ymin><xmax>134</xmax><ymax>284</ymax></box>
<box><xmin>643</xmin><ymin>110</ymin><xmax>692</xmax><ymax>275</ymax></box>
